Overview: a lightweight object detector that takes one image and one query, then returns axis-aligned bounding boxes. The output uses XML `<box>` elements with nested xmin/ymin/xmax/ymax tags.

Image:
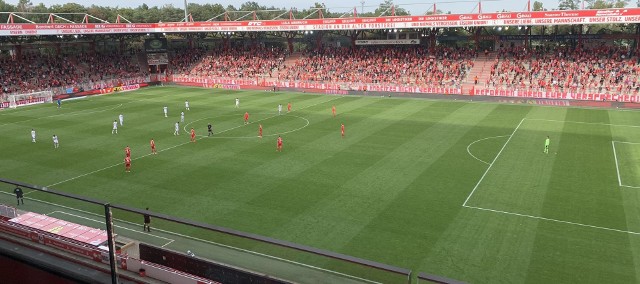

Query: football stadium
<box><xmin>1</xmin><ymin>0</ymin><xmax>640</xmax><ymax>283</ymax></box>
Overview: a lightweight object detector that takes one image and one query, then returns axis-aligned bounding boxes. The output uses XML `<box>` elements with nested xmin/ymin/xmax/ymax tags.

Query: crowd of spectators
<box><xmin>4</xmin><ymin>42</ymin><xmax>640</xmax><ymax>102</ymax></box>
<box><xmin>487</xmin><ymin>44</ymin><xmax>640</xmax><ymax>93</ymax></box>
<box><xmin>77</xmin><ymin>52</ymin><xmax>144</xmax><ymax>82</ymax></box>
<box><xmin>167</xmin><ymin>47</ymin><xmax>208</xmax><ymax>76</ymax></box>
<box><xmin>0</xmin><ymin>53</ymin><xmax>77</xmax><ymax>96</ymax></box>
<box><xmin>169</xmin><ymin>46</ymin><xmax>286</xmax><ymax>78</ymax></box>
<box><xmin>278</xmin><ymin>46</ymin><xmax>476</xmax><ymax>86</ymax></box>
<box><xmin>0</xmin><ymin>51</ymin><xmax>147</xmax><ymax>101</ymax></box>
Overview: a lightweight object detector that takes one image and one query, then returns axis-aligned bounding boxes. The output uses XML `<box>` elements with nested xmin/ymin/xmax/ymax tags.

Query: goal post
<box><xmin>8</xmin><ymin>91</ymin><xmax>54</xmax><ymax>109</ymax></box>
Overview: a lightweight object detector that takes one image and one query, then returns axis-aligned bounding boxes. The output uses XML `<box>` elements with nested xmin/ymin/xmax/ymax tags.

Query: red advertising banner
<box><xmin>171</xmin><ymin>76</ymin><xmax>257</xmax><ymax>86</ymax></box>
<box><xmin>472</xmin><ymin>88</ymin><xmax>640</xmax><ymax>103</ymax></box>
<box><xmin>1</xmin><ymin>8</ymin><xmax>639</xmax><ymax>35</ymax></box>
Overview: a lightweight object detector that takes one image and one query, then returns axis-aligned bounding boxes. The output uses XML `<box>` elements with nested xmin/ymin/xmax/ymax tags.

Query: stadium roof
<box><xmin>0</xmin><ymin>7</ymin><xmax>639</xmax><ymax>36</ymax></box>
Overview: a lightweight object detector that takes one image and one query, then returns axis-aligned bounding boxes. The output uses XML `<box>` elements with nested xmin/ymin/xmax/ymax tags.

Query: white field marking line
<box><xmin>180</xmin><ymin>96</ymin><xmax>331</xmax><ymax>136</ymax></box>
<box><xmin>181</xmin><ymin>113</ymin><xmax>274</xmax><ymax>136</ymax></box>
<box><xmin>466</xmin><ymin>135</ymin><xmax>510</xmax><ymax>165</ymax></box>
<box><xmin>6</xmin><ymin>193</ymin><xmax>380</xmax><ymax>284</ymax></box>
<box><xmin>612</xmin><ymin>141</ymin><xmax>623</xmax><ymax>187</ymax></box>
<box><xmin>464</xmin><ymin>205</ymin><xmax>640</xmax><ymax>236</ymax></box>
<box><xmin>48</xmin><ymin>211</ymin><xmax>175</xmax><ymax>246</ymax></box>
<box><xmin>611</xmin><ymin>141</ymin><xmax>640</xmax><ymax>189</ymax></box>
<box><xmin>190</xmin><ymin>115</ymin><xmax>311</xmax><ymax>139</ymax></box>
<box><xmin>0</xmin><ymin>103</ymin><xmax>123</xmax><ymax>128</ymax></box>
<box><xmin>161</xmin><ymin>240</ymin><xmax>175</xmax><ymax>248</ymax></box>
<box><xmin>45</xmin><ymin>96</ymin><xmax>341</xmax><ymax>188</ymax></box>
<box><xmin>527</xmin><ymin>118</ymin><xmax>640</xmax><ymax>128</ymax></box>
<box><xmin>180</xmin><ymin>96</ymin><xmax>336</xmax><ymax>137</ymax></box>
<box><xmin>613</xmin><ymin>141</ymin><xmax>640</xmax><ymax>145</ymax></box>
<box><xmin>462</xmin><ymin>118</ymin><xmax>525</xmax><ymax>207</ymax></box>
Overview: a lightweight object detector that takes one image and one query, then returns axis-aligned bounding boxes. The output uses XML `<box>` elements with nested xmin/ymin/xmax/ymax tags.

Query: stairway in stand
<box><xmin>267</xmin><ymin>52</ymin><xmax>302</xmax><ymax>84</ymax></box>
<box><xmin>462</xmin><ymin>52</ymin><xmax>496</xmax><ymax>95</ymax></box>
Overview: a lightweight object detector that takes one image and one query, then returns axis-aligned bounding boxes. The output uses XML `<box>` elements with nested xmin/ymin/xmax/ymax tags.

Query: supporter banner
<box><xmin>1</xmin><ymin>8</ymin><xmax>640</xmax><ymax>36</ymax></box>
<box><xmin>206</xmin><ymin>83</ymin><xmax>241</xmax><ymax>90</ymax></box>
<box><xmin>145</xmin><ymin>38</ymin><xmax>168</xmax><ymax>53</ymax></box>
<box><xmin>326</xmin><ymin>89</ymin><xmax>349</xmax><ymax>95</ymax></box>
<box><xmin>356</xmin><ymin>39</ymin><xmax>420</xmax><ymax>45</ymax></box>
<box><xmin>0</xmin><ymin>101</ymin><xmax>9</xmax><ymax>109</ymax></box>
<box><xmin>147</xmin><ymin>53</ymin><xmax>169</xmax><ymax>65</ymax></box>
<box><xmin>472</xmin><ymin>88</ymin><xmax>640</xmax><ymax>103</ymax></box>
<box><xmin>170</xmin><ymin>76</ymin><xmax>257</xmax><ymax>86</ymax></box>
<box><xmin>100</xmin><ymin>84</ymin><xmax>141</xmax><ymax>95</ymax></box>
<box><xmin>499</xmin><ymin>34</ymin><xmax>633</xmax><ymax>41</ymax></box>
<box><xmin>12</xmin><ymin>97</ymin><xmax>48</xmax><ymax>107</ymax></box>
<box><xmin>497</xmin><ymin>99</ymin><xmax>571</xmax><ymax>106</ymax></box>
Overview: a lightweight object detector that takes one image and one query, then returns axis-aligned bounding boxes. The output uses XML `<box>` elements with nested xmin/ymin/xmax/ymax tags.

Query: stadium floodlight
<box><xmin>8</xmin><ymin>91</ymin><xmax>53</xmax><ymax>109</ymax></box>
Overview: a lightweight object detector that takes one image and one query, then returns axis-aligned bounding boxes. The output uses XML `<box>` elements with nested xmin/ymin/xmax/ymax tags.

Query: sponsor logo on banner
<box><xmin>355</xmin><ymin>39</ymin><xmax>420</xmax><ymax>45</ymax></box>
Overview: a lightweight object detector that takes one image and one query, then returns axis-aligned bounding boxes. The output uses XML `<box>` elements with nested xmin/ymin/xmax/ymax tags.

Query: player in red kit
<box><xmin>258</xmin><ymin>124</ymin><xmax>263</xmax><ymax>138</ymax></box>
<box><xmin>125</xmin><ymin>146</ymin><xmax>131</xmax><ymax>158</ymax></box>
<box><xmin>150</xmin><ymin>139</ymin><xmax>157</xmax><ymax>154</ymax></box>
<box><xmin>341</xmin><ymin>124</ymin><xmax>345</xmax><ymax>138</ymax></box>
<box><xmin>332</xmin><ymin>105</ymin><xmax>336</xmax><ymax>117</ymax></box>
<box><xmin>276</xmin><ymin>136</ymin><xmax>283</xmax><ymax>152</ymax></box>
<box><xmin>287</xmin><ymin>102</ymin><xmax>292</xmax><ymax>112</ymax></box>
<box><xmin>244</xmin><ymin>112</ymin><xmax>249</xmax><ymax>125</ymax></box>
<box><xmin>190</xmin><ymin>128</ymin><xmax>196</xmax><ymax>142</ymax></box>
<box><xmin>124</xmin><ymin>156</ymin><xmax>131</xmax><ymax>172</ymax></box>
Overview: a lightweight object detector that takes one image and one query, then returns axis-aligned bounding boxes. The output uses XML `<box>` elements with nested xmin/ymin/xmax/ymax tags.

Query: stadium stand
<box><xmin>0</xmin><ymin>51</ymin><xmax>148</xmax><ymax>101</ymax></box>
<box><xmin>168</xmin><ymin>46</ymin><xmax>286</xmax><ymax>79</ymax></box>
<box><xmin>278</xmin><ymin>46</ymin><xmax>475</xmax><ymax>86</ymax></box>
<box><xmin>167</xmin><ymin>46</ymin><xmax>476</xmax><ymax>88</ymax></box>
<box><xmin>486</xmin><ymin>45</ymin><xmax>639</xmax><ymax>94</ymax></box>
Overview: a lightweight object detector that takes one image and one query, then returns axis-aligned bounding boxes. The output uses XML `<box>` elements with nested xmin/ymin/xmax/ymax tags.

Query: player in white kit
<box><xmin>31</xmin><ymin>129</ymin><xmax>36</xmax><ymax>143</ymax></box>
<box><xmin>180</xmin><ymin>111</ymin><xmax>185</xmax><ymax>123</ymax></box>
<box><xmin>112</xmin><ymin>120</ymin><xmax>118</xmax><ymax>134</ymax></box>
<box><xmin>119</xmin><ymin>114</ymin><xmax>124</xmax><ymax>126</ymax></box>
<box><xmin>174</xmin><ymin>122</ymin><xmax>180</xmax><ymax>135</ymax></box>
<box><xmin>163</xmin><ymin>106</ymin><xmax>168</xmax><ymax>117</ymax></box>
<box><xmin>235</xmin><ymin>98</ymin><xmax>240</xmax><ymax>108</ymax></box>
<box><xmin>278</xmin><ymin>104</ymin><xmax>282</xmax><ymax>115</ymax></box>
<box><xmin>185</xmin><ymin>100</ymin><xmax>190</xmax><ymax>111</ymax></box>
<box><xmin>52</xmin><ymin>135</ymin><xmax>59</xmax><ymax>149</ymax></box>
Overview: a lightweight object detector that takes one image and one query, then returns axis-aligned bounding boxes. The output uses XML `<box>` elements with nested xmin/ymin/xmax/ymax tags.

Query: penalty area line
<box><xmin>466</xmin><ymin>135</ymin><xmax>510</xmax><ymax>165</ymax></box>
<box><xmin>464</xmin><ymin>205</ymin><xmax>640</xmax><ymax>236</ymax></box>
<box><xmin>612</xmin><ymin>141</ymin><xmax>623</xmax><ymax>187</ymax></box>
<box><xmin>462</xmin><ymin>118</ymin><xmax>525</xmax><ymax>207</ymax></box>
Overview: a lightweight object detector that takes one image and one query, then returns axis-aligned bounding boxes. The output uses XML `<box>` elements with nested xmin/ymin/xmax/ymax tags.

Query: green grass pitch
<box><xmin>2</xmin><ymin>86</ymin><xmax>640</xmax><ymax>283</ymax></box>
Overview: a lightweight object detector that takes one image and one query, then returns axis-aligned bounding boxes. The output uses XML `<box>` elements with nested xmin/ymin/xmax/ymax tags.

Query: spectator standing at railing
<box><xmin>14</xmin><ymin>187</ymin><xmax>24</xmax><ymax>205</ymax></box>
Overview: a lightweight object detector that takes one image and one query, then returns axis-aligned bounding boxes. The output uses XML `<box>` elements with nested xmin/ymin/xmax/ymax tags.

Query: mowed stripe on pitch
<box><xmin>266</xmin><ymin>103</ymin><xmax>499</xmax><ymax>250</ymax></box>
<box><xmin>46</xmin><ymin>93</ymin><xmax>343</xmax><ymax>202</ymax></box>
<box><xmin>149</xmin><ymin>97</ymin><xmax>406</xmax><ymax>222</ymax></box>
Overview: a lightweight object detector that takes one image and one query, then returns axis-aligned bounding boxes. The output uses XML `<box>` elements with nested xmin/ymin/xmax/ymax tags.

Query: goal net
<box><xmin>8</xmin><ymin>91</ymin><xmax>54</xmax><ymax>109</ymax></box>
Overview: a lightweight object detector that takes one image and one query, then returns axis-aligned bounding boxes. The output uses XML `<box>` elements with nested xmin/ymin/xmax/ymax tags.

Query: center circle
<box><xmin>183</xmin><ymin>113</ymin><xmax>310</xmax><ymax>139</ymax></box>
